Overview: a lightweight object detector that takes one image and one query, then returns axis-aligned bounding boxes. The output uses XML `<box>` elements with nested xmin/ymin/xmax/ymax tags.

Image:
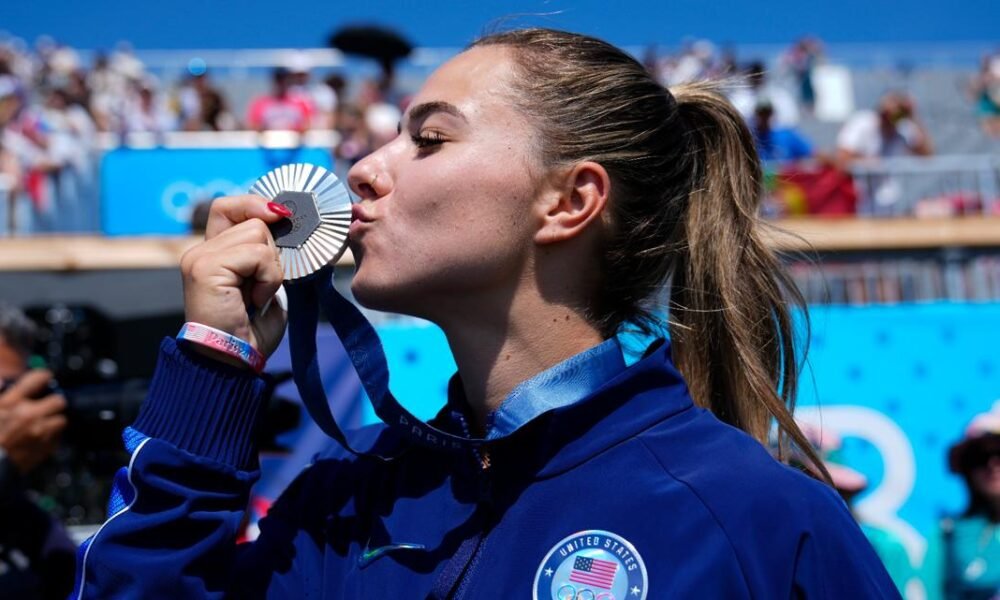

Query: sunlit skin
<box><xmin>0</xmin><ymin>339</ymin><xmax>24</xmax><ymax>381</ymax></box>
<box><xmin>346</xmin><ymin>46</ymin><xmax>611</xmax><ymax>426</ymax></box>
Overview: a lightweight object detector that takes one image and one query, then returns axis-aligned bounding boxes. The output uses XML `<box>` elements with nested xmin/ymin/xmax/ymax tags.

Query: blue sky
<box><xmin>1</xmin><ymin>0</ymin><xmax>997</xmax><ymax>50</ymax></box>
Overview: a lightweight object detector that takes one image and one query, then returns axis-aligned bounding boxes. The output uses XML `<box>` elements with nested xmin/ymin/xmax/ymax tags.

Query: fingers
<box><xmin>23</xmin><ymin>410</ymin><xmax>67</xmax><ymax>442</ymax></box>
<box><xmin>224</xmin><ymin>244</ymin><xmax>285</xmax><ymax>309</ymax></box>
<box><xmin>29</xmin><ymin>394</ymin><xmax>67</xmax><ymax>418</ymax></box>
<box><xmin>205</xmin><ymin>195</ymin><xmax>288</xmax><ymax>240</ymax></box>
<box><xmin>182</xmin><ymin>218</ymin><xmax>280</xmax><ymax>291</ymax></box>
<box><xmin>39</xmin><ymin>414</ymin><xmax>68</xmax><ymax>440</ymax></box>
<box><xmin>210</xmin><ymin>215</ymin><xmax>278</xmax><ymax>249</ymax></box>
<box><xmin>184</xmin><ymin>238</ymin><xmax>283</xmax><ymax>309</ymax></box>
<box><xmin>0</xmin><ymin>369</ymin><xmax>54</xmax><ymax>406</ymax></box>
<box><xmin>181</xmin><ymin>196</ymin><xmax>289</xmax><ymax>354</ymax></box>
<box><xmin>185</xmin><ymin>217</ymin><xmax>276</xmax><ymax>264</ymax></box>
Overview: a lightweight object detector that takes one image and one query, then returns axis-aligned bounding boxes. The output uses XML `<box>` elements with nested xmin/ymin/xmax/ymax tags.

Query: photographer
<box><xmin>0</xmin><ymin>304</ymin><xmax>75</xmax><ymax>600</ymax></box>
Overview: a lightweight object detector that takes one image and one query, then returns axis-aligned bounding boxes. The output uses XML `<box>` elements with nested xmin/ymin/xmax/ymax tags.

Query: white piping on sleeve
<box><xmin>75</xmin><ymin>436</ymin><xmax>152</xmax><ymax>600</ymax></box>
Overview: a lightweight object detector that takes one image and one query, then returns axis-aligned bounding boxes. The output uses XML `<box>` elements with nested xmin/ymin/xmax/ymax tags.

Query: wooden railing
<box><xmin>3</xmin><ymin>217</ymin><xmax>1000</xmax><ymax>272</ymax></box>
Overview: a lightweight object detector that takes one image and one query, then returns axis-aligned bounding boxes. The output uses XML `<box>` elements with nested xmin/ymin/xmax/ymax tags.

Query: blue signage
<box><xmin>101</xmin><ymin>146</ymin><xmax>333</xmax><ymax>235</ymax></box>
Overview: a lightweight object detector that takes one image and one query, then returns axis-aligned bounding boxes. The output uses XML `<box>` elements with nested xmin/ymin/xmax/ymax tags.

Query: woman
<box><xmin>923</xmin><ymin>404</ymin><xmax>1000</xmax><ymax>599</ymax></box>
<box><xmin>72</xmin><ymin>29</ymin><xmax>897</xmax><ymax>598</ymax></box>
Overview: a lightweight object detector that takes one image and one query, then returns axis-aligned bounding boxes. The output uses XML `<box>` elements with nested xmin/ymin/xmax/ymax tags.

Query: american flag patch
<box><xmin>569</xmin><ymin>555</ymin><xmax>619</xmax><ymax>590</ymax></box>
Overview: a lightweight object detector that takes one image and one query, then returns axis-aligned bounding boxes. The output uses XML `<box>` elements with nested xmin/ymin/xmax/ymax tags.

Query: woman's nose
<box><xmin>347</xmin><ymin>157</ymin><xmax>387</xmax><ymax>201</ymax></box>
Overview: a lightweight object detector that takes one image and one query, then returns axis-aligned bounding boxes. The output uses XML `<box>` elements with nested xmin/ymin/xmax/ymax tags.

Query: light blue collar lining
<box><xmin>485</xmin><ymin>337</ymin><xmax>626</xmax><ymax>440</ymax></box>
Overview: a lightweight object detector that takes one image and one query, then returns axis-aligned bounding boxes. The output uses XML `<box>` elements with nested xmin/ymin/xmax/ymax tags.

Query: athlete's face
<box><xmin>346</xmin><ymin>46</ymin><xmax>545</xmax><ymax>320</ymax></box>
<box><xmin>968</xmin><ymin>442</ymin><xmax>1000</xmax><ymax>500</ymax></box>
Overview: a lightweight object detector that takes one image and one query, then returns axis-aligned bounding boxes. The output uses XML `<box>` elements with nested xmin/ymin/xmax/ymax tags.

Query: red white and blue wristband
<box><xmin>176</xmin><ymin>322</ymin><xmax>266</xmax><ymax>374</ymax></box>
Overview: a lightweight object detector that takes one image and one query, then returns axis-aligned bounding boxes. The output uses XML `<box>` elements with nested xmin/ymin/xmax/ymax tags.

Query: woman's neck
<box><xmin>439</xmin><ymin>300</ymin><xmax>604</xmax><ymax>433</ymax></box>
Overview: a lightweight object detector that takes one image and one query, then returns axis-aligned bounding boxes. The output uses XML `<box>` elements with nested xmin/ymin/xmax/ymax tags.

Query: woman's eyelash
<box><xmin>411</xmin><ymin>131</ymin><xmax>445</xmax><ymax>149</ymax></box>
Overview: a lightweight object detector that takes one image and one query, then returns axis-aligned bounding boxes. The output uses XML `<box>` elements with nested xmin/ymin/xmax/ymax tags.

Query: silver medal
<box><xmin>249</xmin><ymin>163</ymin><xmax>352</xmax><ymax>280</ymax></box>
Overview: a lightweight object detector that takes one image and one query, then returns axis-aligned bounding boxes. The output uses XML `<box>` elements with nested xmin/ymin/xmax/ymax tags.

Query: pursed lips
<box><xmin>351</xmin><ymin>203</ymin><xmax>377</xmax><ymax>223</ymax></box>
<box><xmin>349</xmin><ymin>203</ymin><xmax>377</xmax><ymax>239</ymax></box>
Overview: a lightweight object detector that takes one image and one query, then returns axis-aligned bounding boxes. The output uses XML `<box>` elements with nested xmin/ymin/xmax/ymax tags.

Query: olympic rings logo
<box><xmin>555</xmin><ymin>585</ymin><xmax>616</xmax><ymax>600</ymax></box>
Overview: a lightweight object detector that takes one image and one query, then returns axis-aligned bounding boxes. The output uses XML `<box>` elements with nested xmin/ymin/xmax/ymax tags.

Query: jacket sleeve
<box><xmin>790</xmin><ymin>485</ymin><xmax>904</xmax><ymax>600</ymax></box>
<box><xmin>70</xmin><ymin>337</ymin><xmax>288</xmax><ymax>599</ymax></box>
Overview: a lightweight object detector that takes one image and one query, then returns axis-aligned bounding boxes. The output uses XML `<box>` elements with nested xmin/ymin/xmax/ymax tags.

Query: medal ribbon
<box><xmin>286</xmin><ymin>266</ymin><xmax>488</xmax><ymax>458</ymax></box>
<box><xmin>284</xmin><ymin>266</ymin><xmax>624</xmax><ymax>458</ymax></box>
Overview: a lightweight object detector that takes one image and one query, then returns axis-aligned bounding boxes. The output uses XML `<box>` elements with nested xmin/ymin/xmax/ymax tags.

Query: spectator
<box><xmin>333</xmin><ymin>103</ymin><xmax>373</xmax><ymax>168</ymax></box>
<box><xmin>352</xmin><ymin>79</ymin><xmax>403</xmax><ymax>149</ymax></box>
<box><xmin>121</xmin><ymin>79</ymin><xmax>175</xmax><ymax>135</ymax></box>
<box><xmin>717</xmin><ymin>47</ymin><xmax>739</xmax><ymax>77</ymax></box>
<box><xmin>0</xmin><ymin>304</ymin><xmax>75</xmax><ymax>600</ymax></box>
<box><xmin>0</xmin><ymin>75</ymin><xmax>65</xmax><ymax>232</ymax></box>
<box><xmin>836</xmin><ymin>91</ymin><xmax>933</xmax><ymax>214</ymax></box>
<box><xmin>245</xmin><ymin>67</ymin><xmax>313</xmax><ymax>132</ymax></box>
<box><xmin>178</xmin><ymin>72</ymin><xmax>236</xmax><ymax>131</ymax></box>
<box><xmin>837</xmin><ymin>91</ymin><xmax>934</xmax><ymax>162</ymax></box>
<box><xmin>63</xmin><ymin>70</ymin><xmax>90</xmax><ymax>109</ymax></box>
<box><xmin>323</xmin><ymin>74</ymin><xmax>347</xmax><ymax>129</ymax></box>
<box><xmin>730</xmin><ymin>61</ymin><xmax>800</xmax><ymax>127</ymax></box>
<box><xmin>667</xmin><ymin>38</ymin><xmax>716</xmax><ymax>85</ymax></box>
<box><xmin>751</xmin><ymin>100</ymin><xmax>812</xmax><ymax>162</ymax></box>
<box><xmin>968</xmin><ymin>52</ymin><xmax>1000</xmax><ymax>138</ymax></box>
<box><xmin>86</xmin><ymin>53</ymin><xmax>127</xmax><ymax>132</ymax></box>
<box><xmin>0</xmin><ymin>86</ymin><xmax>22</xmax><ymax>233</ymax></box>
<box><xmin>286</xmin><ymin>53</ymin><xmax>337</xmax><ymax>130</ymax></box>
<box><xmin>782</xmin><ymin>37</ymin><xmax>823</xmax><ymax>113</ymax></box>
<box><xmin>923</xmin><ymin>403</ymin><xmax>1000</xmax><ymax>599</ymax></box>
<box><xmin>37</xmin><ymin>87</ymin><xmax>98</xmax><ymax>231</ymax></box>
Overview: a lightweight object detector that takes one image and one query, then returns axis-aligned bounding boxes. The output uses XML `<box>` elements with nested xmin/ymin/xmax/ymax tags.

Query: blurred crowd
<box><xmin>0</xmin><ymin>36</ymin><xmax>409</xmax><ymax>233</ymax></box>
<box><xmin>0</xmin><ymin>36</ymin><xmax>412</xmax><ymax>136</ymax></box>
<box><xmin>1</xmin><ymin>33</ymin><xmax>998</xmax><ymax>234</ymax></box>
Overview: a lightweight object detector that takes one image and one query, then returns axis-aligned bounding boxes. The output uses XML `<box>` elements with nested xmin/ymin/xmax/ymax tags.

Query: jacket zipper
<box><xmin>448</xmin><ymin>445</ymin><xmax>493</xmax><ymax>599</ymax></box>
<box><xmin>437</xmin><ymin>411</ymin><xmax>494</xmax><ymax>600</ymax></box>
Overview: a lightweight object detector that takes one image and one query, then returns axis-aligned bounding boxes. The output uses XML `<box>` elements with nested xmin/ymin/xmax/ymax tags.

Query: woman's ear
<box><xmin>534</xmin><ymin>161</ymin><xmax>610</xmax><ymax>245</ymax></box>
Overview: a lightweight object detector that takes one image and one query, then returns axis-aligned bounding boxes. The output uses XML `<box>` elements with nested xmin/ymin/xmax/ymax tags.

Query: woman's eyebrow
<box><xmin>403</xmin><ymin>101</ymin><xmax>469</xmax><ymax>127</ymax></box>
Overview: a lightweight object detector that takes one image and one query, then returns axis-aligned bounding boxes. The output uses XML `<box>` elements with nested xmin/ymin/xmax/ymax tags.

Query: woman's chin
<box><xmin>351</xmin><ymin>276</ymin><xmax>416</xmax><ymax>316</ymax></box>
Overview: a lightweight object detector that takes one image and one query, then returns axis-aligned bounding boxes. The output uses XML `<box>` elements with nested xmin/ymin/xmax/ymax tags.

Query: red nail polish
<box><xmin>267</xmin><ymin>202</ymin><xmax>293</xmax><ymax>218</ymax></box>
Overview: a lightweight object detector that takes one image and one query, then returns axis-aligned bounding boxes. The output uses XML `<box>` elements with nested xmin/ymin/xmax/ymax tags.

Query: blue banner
<box><xmin>100</xmin><ymin>146</ymin><xmax>333</xmax><ymax>235</ymax></box>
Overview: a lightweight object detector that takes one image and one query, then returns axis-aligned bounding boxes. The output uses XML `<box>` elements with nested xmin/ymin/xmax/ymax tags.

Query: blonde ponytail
<box><xmin>669</xmin><ymin>82</ymin><xmax>826</xmax><ymax>477</ymax></box>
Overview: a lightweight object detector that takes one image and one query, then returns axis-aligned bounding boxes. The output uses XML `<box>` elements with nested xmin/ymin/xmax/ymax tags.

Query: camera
<box><xmin>21</xmin><ymin>304</ymin><xmax>299</xmax><ymax>526</ymax></box>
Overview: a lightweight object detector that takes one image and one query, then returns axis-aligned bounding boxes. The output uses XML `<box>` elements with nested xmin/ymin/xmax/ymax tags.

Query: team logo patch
<box><xmin>533</xmin><ymin>530</ymin><xmax>648</xmax><ymax>600</ymax></box>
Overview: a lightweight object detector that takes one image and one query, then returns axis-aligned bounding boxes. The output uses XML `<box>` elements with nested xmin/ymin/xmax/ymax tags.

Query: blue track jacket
<box><xmin>72</xmin><ymin>337</ymin><xmax>900</xmax><ymax>599</ymax></box>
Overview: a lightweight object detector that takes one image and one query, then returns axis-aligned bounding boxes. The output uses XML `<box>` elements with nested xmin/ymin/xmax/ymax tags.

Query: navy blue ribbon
<box><xmin>285</xmin><ymin>266</ymin><xmax>484</xmax><ymax>459</ymax></box>
<box><xmin>284</xmin><ymin>266</ymin><xmax>626</xmax><ymax>459</ymax></box>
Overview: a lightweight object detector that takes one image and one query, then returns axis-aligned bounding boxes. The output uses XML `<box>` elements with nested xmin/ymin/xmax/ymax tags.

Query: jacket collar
<box><xmin>522</xmin><ymin>339</ymin><xmax>693</xmax><ymax>479</ymax></box>
<box><xmin>487</xmin><ymin>337</ymin><xmax>627</xmax><ymax>440</ymax></box>
<box><xmin>441</xmin><ymin>339</ymin><xmax>693</xmax><ymax>480</ymax></box>
<box><xmin>442</xmin><ymin>337</ymin><xmax>625</xmax><ymax>439</ymax></box>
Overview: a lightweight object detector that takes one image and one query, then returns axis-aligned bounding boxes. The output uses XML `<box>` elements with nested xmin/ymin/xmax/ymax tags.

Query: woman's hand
<box><xmin>179</xmin><ymin>195</ymin><xmax>289</xmax><ymax>365</ymax></box>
